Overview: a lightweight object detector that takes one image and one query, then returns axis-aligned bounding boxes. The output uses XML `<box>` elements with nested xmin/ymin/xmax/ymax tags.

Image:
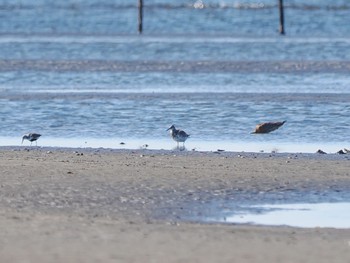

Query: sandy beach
<box><xmin>1</xmin><ymin>147</ymin><xmax>350</xmax><ymax>262</ymax></box>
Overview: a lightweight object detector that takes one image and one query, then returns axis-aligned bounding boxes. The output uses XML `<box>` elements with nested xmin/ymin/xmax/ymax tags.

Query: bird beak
<box><xmin>166</xmin><ymin>127</ymin><xmax>170</xmax><ymax>131</ymax></box>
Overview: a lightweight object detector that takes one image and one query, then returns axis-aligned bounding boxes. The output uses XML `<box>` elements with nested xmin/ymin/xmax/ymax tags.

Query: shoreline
<box><xmin>2</xmin><ymin>135</ymin><xmax>350</xmax><ymax>154</ymax></box>
<box><xmin>1</xmin><ymin>147</ymin><xmax>350</xmax><ymax>262</ymax></box>
<box><xmin>1</xmin><ymin>144</ymin><xmax>350</xmax><ymax>159</ymax></box>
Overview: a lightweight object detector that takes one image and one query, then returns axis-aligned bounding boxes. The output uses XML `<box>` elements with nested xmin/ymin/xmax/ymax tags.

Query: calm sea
<box><xmin>0</xmin><ymin>0</ymin><xmax>349</xmax><ymax>152</ymax></box>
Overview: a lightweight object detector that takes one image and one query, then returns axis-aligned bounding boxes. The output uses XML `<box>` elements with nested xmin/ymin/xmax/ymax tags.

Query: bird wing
<box><xmin>177</xmin><ymin>130</ymin><xmax>189</xmax><ymax>137</ymax></box>
<box><xmin>254</xmin><ymin>121</ymin><xmax>285</xmax><ymax>133</ymax></box>
<box><xmin>29</xmin><ymin>133</ymin><xmax>41</xmax><ymax>139</ymax></box>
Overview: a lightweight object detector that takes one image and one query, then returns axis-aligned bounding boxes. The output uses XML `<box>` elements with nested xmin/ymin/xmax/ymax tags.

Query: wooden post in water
<box><xmin>138</xmin><ymin>0</ymin><xmax>143</xmax><ymax>34</ymax></box>
<box><xmin>278</xmin><ymin>0</ymin><xmax>285</xmax><ymax>35</ymax></box>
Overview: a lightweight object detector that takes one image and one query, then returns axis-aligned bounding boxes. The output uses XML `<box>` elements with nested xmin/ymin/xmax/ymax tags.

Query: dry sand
<box><xmin>1</xmin><ymin>148</ymin><xmax>350</xmax><ymax>262</ymax></box>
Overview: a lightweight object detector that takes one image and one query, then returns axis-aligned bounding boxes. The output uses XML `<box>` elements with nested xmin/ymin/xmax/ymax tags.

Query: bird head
<box><xmin>166</xmin><ymin>125</ymin><xmax>175</xmax><ymax>132</ymax></box>
<box><xmin>21</xmin><ymin>134</ymin><xmax>28</xmax><ymax>144</ymax></box>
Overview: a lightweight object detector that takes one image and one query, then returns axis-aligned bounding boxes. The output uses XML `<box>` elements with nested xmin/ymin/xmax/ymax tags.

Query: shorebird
<box><xmin>166</xmin><ymin>125</ymin><xmax>190</xmax><ymax>148</ymax></box>
<box><xmin>22</xmin><ymin>133</ymin><xmax>41</xmax><ymax>146</ymax></box>
<box><xmin>252</xmin><ymin>121</ymin><xmax>286</xmax><ymax>134</ymax></box>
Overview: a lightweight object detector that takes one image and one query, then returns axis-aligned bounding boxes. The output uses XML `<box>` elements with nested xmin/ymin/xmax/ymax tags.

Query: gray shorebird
<box><xmin>166</xmin><ymin>125</ymin><xmax>190</xmax><ymax>148</ymax></box>
<box><xmin>22</xmin><ymin>133</ymin><xmax>41</xmax><ymax>146</ymax></box>
<box><xmin>252</xmin><ymin>121</ymin><xmax>286</xmax><ymax>134</ymax></box>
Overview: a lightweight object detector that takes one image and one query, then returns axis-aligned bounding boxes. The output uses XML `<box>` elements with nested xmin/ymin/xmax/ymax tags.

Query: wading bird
<box><xmin>22</xmin><ymin>133</ymin><xmax>41</xmax><ymax>146</ymax></box>
<box><xmin>166</xmin><ymin>125</ymin><xmax>190</xmax><ymax>148</ymax></box>
<box><xmin>252</xmin><ymin>121</ymin><xmax>286</xmax><ymax>134</ymax></box>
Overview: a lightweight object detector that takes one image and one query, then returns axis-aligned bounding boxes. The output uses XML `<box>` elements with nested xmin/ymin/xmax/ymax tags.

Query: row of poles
<box><xmin>138</xmin><ymin>0</ymin><xmax>285</xmax><ymax>35</ymax></box>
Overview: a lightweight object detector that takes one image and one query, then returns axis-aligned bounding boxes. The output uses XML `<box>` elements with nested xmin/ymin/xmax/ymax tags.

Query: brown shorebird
<box><xmin>22</xmin><ymin>133</ymin><xmax>41</xmax><ymax>146</ymax></box>
<box><xmin>166</xmin><ymin>125</ymin><xmax>190</xmax><ymax>148</ymax></box>
<box><xmin>252</xmin><ymin>121</ymin><xmax>286</xmax><ymax>134</ymax></box>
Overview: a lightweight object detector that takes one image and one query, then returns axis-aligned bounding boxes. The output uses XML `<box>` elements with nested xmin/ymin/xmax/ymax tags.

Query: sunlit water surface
<box><xmin>214</xmin><ymin>203</ymin><xmax>350</xmax><ymax>229</ymax></box>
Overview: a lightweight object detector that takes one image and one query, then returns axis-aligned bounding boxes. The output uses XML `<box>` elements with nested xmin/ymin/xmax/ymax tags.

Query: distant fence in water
<box><xmin>134</xmin><ymin>0</ymin><xmax>350</xmax><ymax>36</ymax></box>
<box><xmin>138</xmin><ymin>0</ymin><xmax>286</xmax><ymax>34</ymax></box>
<box><xmin>0</xmin><ymin>1</ymin><xmax>349</xmax><ymax>36</ymax></box>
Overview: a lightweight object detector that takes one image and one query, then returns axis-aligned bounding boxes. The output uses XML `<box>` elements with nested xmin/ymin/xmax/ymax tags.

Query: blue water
<box><xmin>211</xmin><ymin>203</ymin><xmax>350</xmax><ymax>228</ymax></box>
<box><xmin>0</xmin><ymin>0</ymin><xmax>350</xmax><ymax>152</ymax></box>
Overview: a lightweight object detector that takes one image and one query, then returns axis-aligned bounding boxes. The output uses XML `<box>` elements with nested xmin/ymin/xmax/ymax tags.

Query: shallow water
<box><xmin>215</xmin><ymin>203</ymin><xmax>350</xmax><ymax>229</ymax></box>
<box><xmin>0</xmin><ymin>0</ymin><xmax>349</xmax><ymax>151</ymax></box>
<box><xmin>2</xmin><ymin>90</ymin><xmax>350</xmax><ymax>151</ymax></box>
<box><xmin>179</xmin><ymin>184</ymin><xmax>350</xmax><ymax>228</ymax></box>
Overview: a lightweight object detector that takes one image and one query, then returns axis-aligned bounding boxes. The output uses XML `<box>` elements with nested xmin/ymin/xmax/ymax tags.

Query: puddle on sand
<box><xmin>209</xmin><ymin>203</ymin><xmax>350</xmax><ymax>229</ymax></box>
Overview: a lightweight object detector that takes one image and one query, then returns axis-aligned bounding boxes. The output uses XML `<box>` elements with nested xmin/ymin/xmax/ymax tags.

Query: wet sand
<box><xmin>1</xmin><ymin>147</ymin><xmax>350</xmax><ymax>262</ymax></box>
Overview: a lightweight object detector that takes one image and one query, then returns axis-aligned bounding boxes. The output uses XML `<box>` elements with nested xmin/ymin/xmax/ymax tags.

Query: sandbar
<box><xmin>0</xmin><ymin>147</ymin><xmax>350</xmax><ymax>262</ymax></box>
